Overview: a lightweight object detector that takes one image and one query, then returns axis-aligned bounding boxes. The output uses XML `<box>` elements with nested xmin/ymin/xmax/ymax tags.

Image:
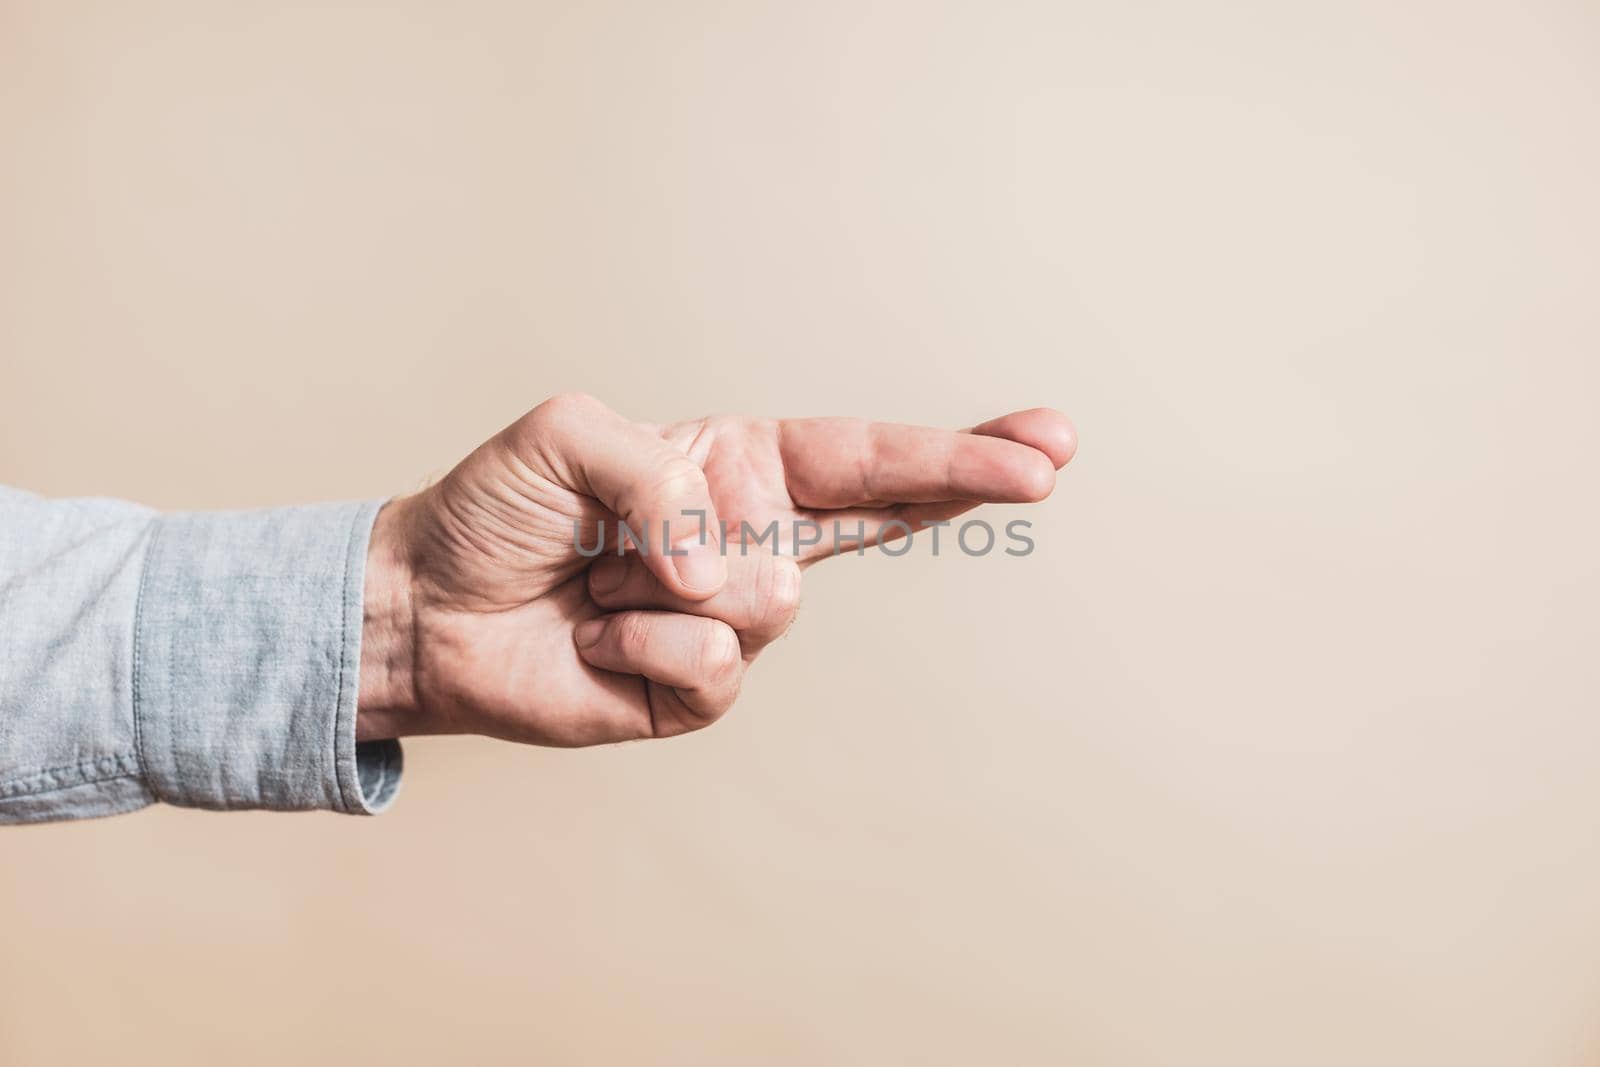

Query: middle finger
<box><xmin>587</xmin><ymin>549</ymin><xmax>802</xmax><ymax>656</ymax></box>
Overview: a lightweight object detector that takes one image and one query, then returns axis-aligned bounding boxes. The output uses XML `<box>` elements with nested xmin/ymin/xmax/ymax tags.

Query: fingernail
<box><xmin>672</xmin><ymin>536</ymin><xmax>726</xmax><ymax>593</ymax></box>
<box><xmin>574</xmin><ymin>619</ymin><xmax>606</xmax><ymax>649</ymax></box>
<box><xmin>588</xmin><ymin>559</ymin><xmax>626</xmax><ymax>596</ymax></box>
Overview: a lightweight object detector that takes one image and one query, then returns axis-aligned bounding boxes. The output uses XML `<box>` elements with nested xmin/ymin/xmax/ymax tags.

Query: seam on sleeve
<box><xmin>166</xmin><ymin>582</ymin><xmax>182</xmax><ymax>807</ymax></box>
<box><xmin>0</xmin><ymin>780</ymin><xmax>154</xmax><ymax>825</ymax></box>
<box><xmin>332</xmin><ymin>505</ymin><xmax>360</xmax><ymax>814</ymax></box>
<box><xmin>0</xmin><ymin>752</ymin><xmax>142</xmax><ymax>800</ymax></box>
<box><xmin>129</xmin><ymin>516</ymin><xmax>161</xmax><ymax>801</ymax></box>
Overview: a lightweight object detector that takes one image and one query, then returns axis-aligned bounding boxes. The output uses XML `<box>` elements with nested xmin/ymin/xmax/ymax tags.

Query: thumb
<box><xmin>511</xmin><ymin>393</ymin><xmax>727</xmax><ymax>600</ymax></box>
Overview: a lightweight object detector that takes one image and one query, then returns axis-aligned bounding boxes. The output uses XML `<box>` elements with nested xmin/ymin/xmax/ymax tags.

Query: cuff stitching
<box><xmin>0</xmin><ymin>752</ymin><xmax>142</xmax><ymax>800</ymax></box>
<box><xmin>331</xmin><ymin>504</ymin><xmax>361</xmax><ymax>814</ymax></box>
<box><xmin>130</xmin><ymin>516</ymin><xmax>161</xmax><ymax>800</ymax></box>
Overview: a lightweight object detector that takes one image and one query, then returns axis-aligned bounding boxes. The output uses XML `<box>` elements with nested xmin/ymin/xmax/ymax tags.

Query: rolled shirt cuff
<box><xmin>133</xmin><ymin>499</ymin><xmax>402</xmax><ymax>814</ymax></box>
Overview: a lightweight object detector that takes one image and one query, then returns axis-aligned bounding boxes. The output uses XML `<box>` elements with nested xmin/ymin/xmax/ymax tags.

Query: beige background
<box><xmin>2</xmin><ymin>1</ymin><xmax>1598</xmax><ymax>1063</ymax></box>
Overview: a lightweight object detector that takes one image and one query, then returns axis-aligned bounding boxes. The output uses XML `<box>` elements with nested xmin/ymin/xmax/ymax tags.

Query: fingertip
<box><xmin>587</xmin><ymin>556</ymin><xmax>628</xmax><ymax>599</ymax></box>
<box><xmin>1036</xmin><ymin>409</ymin><xmax>1077</xmax><ymax>468</ymax></box>
<box><xmin>972</xmin><ymin>408</ymin><xmax>1077</xmax><ymax>468</ymax></box>
<box><xmin>664</xmin><ymin>539</ymin><xmax>727</xmax><ymax>601</ymax></box>
<box><xmin>1012</xmin><ymin>407</ymin><xmax>1077</xmax><ymax>468</ymax></box>
<box><xmin>573</xmin><ymin>617</ymin><xmax>607</xmax><ymax>650</ymax></box>
<box><xmin>1016</xmin><ymin>451</ymin><xmax>1058</xmax><ymax>502</ymax></box>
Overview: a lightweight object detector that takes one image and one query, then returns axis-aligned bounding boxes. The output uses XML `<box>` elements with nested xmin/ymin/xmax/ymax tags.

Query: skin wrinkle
<box><xmin>680</xmin><ymin>416</ymin><xmax>716</xmax><ymax>467</ymax></box>
<box><xmin>854</xmin><ymin>422</ymin><xmax>878</xmax><ymax>506</ymax></box>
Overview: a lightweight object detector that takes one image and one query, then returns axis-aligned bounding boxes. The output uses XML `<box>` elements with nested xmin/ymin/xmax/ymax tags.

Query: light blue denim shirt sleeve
<box><xmin>0</xmin><ymin>486</ymin><xmax>402</xmax><ymax>824</ymax></box>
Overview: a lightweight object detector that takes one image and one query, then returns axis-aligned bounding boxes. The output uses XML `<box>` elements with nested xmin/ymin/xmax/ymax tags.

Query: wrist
<box><xmin>358</xmin><ymin>497</ymin><xmax>422</xmax><ymax>739</ymax></box>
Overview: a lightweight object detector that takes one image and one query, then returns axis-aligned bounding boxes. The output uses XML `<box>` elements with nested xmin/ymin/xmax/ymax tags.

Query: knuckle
<box><xmin>696</xmin><ymin>624</ymin><xmax>742</xmax><ymax>683</ymax></box>
<box><xmin>754</xmin><ymin>556</ymin><xmax>802</xmax><ymax>633</ymax></box>
<box><xmin>628</xmin><ymin>456</ymin><xmax>708</xmax><ymax>513</ymax></box>
<box><xmin>614</xmin><ymin>613</ymin><xmax>656</xmax><ymax>658</ymax></box>
<box><xmin>547</xmin><ymin>390</ymin><xmax>599</xmax><ymax>413</ymax></box>
<box><xmin>699</xmin><ymin>683</ymin><xmax>740</xmax><ymax>725</ymax></box>
<box><xmin>528</xmin><ymin>391</ymin><xmax>599</xmax><ymax>429</ymax></box>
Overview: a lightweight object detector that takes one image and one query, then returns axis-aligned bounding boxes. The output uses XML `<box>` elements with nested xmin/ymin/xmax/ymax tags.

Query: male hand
<box><xmin>357</xmin><ymin>394</ymin><xmax>1075</xmax><ymax>745</ymax></box>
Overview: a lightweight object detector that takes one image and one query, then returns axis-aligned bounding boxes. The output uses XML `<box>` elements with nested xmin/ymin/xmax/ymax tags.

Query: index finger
<box><xmin>776</xmin><ymin>408</ymin><xmax>1074</xmax><ymax>509</ymax></box>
